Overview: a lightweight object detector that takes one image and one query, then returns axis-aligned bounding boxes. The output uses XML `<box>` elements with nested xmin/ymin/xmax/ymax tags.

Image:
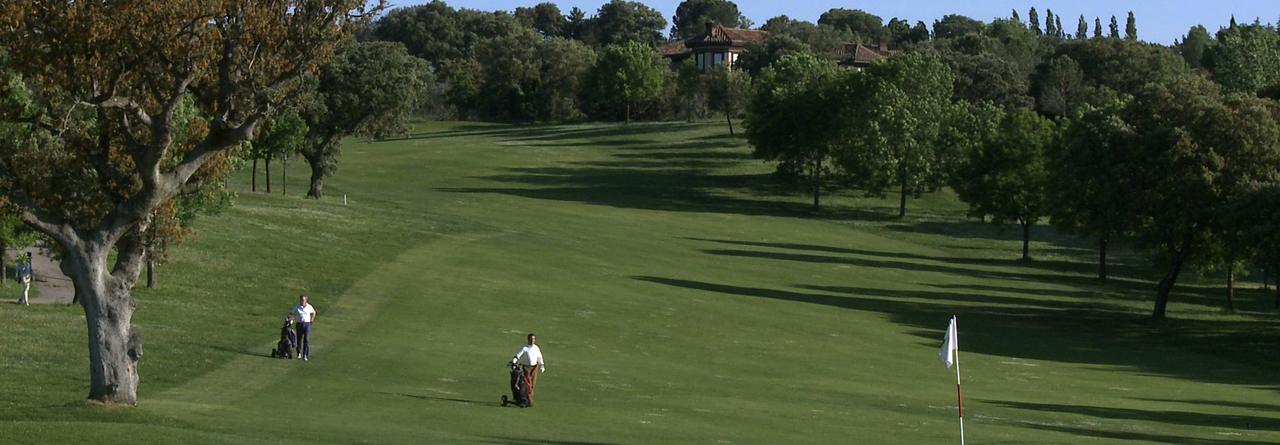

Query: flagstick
<box><xmin>955</xmin><ymin>318</ymin><xmax>965</xmax><ymax>445</ymax></box>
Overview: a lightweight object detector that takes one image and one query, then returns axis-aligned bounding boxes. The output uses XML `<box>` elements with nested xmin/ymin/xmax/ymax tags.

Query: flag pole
<box><xmin>954</xmin><ymin>317</ymin><xmax>965</xmax><ymax>445</ymax></box>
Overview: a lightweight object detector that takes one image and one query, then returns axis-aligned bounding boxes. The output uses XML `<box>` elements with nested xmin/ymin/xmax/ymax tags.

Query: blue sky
<box><xmin>391</xmin><ymin>0</ymin><xmax>1277</xmax><ymax>46</ymax></box>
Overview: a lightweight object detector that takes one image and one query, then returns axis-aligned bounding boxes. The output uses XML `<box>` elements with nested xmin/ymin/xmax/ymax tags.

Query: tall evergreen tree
<box><xmin>1077</xmin><ymin>15</ymin><xmax>1088</xmax><ymax>39</ymax></box>
<box><xmin>1125</xmin><ymin>11</ymin><xmax>1137</xmax><ymax>41</ymax></box>
<box><xmin>1179</xmin><ymin>25</ymin><xmax>1212</xmax><ymax>69</ymax></box>
<box><xmin>1029</xmin><ymin>8</ymin><xmax>1041</xmax><ymax>35</ymax></box>
<box><xmin>1109</xmin><ymin>15</ymin><xmax>1120</xmax><ymax>39</ymax></box>
<box><xmin>1045</xmin><ymin>10</ymin><xmax>1056</xmax><ymax>37</ymax></box>
<box><xmin>1056</xmin><ymin>16</ymin><xmax>1065</xmax><ymax>38</ymax></box>
<box><xmin>1012</xmin><ymin>9</ymin><xmax>1021</xmax><ymax>25</ymax></box>
<box><xmin>1094</xmin><ymin>17</ymin><xmax>1103</xmax><ymax>38</ymax></box>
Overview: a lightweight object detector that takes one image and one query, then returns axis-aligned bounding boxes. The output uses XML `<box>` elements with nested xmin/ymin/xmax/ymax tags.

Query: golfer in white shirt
<box><xmin>511</xmin><ymin>333</ymin><xmax>545</xmax><ymax>405</ymax></box>
<box><xmin>292</xmin><ymin>295</ymin><xmax>317</xmax><ymax>360</ymax></box>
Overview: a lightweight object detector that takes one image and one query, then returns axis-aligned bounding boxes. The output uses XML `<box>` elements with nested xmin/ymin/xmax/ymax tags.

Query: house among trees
<box><xmin>657</xmin><ymin>22</ymin><xmax>769</xmax><ymax>72</ymax></box>
<box><xmin>658</xmin><ymin>22</ymin><xmax>904</xmax><ymax>72</ymax></box>
<box><xmin>839</xmin><ymin>39</ymin><xmax>903</xmax><ymax>70</ymax></box>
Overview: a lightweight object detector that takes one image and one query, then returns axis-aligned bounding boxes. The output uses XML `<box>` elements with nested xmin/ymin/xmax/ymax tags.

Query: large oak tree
<box><xmin>0</xmin><ymin>0</ymin><xmax>380</xmax><ymax>406</ymax></box>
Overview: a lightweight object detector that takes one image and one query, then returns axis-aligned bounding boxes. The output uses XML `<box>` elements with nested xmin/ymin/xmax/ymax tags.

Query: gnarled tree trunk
<box><xmin>63</xmin><ymin>238</ymin><xmax>144</xmax><ymax>405</ymax></box>
<box><xmin>307</xmin><ymin>165</ymin><xmax>324</xmax><ymax>199</ymax></box>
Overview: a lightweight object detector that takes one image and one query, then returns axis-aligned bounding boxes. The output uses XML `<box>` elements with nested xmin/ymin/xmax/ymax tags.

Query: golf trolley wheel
<box><xmin>501</xmin><ymin>395</ymin><xmax>508</xmax><ymax>407</ymax></box>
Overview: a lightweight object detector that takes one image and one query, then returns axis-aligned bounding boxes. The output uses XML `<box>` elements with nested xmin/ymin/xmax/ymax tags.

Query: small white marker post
<box><xmin>344</xmin><ymin>194</ymin><xmax>348</xmax><ymax>205</ymax></box>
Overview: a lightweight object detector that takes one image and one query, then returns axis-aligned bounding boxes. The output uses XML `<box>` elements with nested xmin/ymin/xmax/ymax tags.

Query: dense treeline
<box><xmin>354</xmin><ymin>1</ymin><xmax>1280</xmax><ymax>318</ymax></box>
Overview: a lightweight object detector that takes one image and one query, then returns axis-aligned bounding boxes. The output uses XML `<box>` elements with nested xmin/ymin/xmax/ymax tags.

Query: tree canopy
<box><xmin>582</xmin><ymin>42</ymin><xmax>666</xmax><ymax>123</ymax></box>
<box><xmin>837</xmin><ymin>53</ymin><xmax>961</xmax><ymax>217</ymax></box>
<box><xmin>817</xmin><ymin>8</ymin><xmax>883</xmax><ymax>43</ymax></box>
<box><xmin>586</xmin><ymin>0</ymin><xmax>668</xmax><ymax>48</ymax></box>
<box><xmin>300</xmin><ymin>40</ymin><xmax>433</xmax><ymax>198</ymax></box>
<box><xmin>744</xmin><ymin>53</ymin><xmax>841</xmax><ymax>208</ymax></box>
<box><xmin>670</xmin><ymin>0</ymin><xmax>749</xmax><ymax>39</ymax></box>
<box><xmin>0</xmin><ymin>0</ymin><xmax>379</xmax><ymax>405</ymax></box>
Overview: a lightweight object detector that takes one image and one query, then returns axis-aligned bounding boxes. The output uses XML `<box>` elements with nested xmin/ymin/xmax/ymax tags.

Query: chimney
<box><xmin>705</xmin><ymin>21</ymin><xmax>715</xmax><ymax>35</ymax></box>
<box><xmin>878</xmin><ymin>37</ymin><xmax>888</xmax><ymax>52</ymax></box>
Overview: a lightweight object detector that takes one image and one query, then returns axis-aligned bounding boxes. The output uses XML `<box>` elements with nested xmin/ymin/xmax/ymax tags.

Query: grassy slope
<box><xmin>0</xmin><ymin>121</ymin><xmax>1277</xmax><ymax>444</ymax></box>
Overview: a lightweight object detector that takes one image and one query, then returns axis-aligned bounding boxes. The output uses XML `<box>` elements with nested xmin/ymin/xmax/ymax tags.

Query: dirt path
<box><xmin>4</xmin><ymin>248</ymin><xmax>76</xmax><ymax>305</ymax></box>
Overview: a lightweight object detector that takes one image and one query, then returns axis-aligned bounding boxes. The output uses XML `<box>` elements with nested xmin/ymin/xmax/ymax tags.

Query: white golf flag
<box><xmin>940</xmin><ymin>317</ymin><xmax>957</xmax><ymax>369</ymax></box>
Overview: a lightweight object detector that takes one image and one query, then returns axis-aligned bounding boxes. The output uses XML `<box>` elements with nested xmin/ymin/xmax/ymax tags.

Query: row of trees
<box><xmin>745</xmin><ymin>17</ymin><xmax>1280</xmax><ymax>319</ymax></box>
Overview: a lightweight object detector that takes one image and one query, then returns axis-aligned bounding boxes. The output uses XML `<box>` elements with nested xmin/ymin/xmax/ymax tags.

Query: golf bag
<box><xmin>271</xmin><ymin>317</ymin><xmax>297</xmax><ymax>359</ymax></box>
<box><xmin>501</xmin><ymin>363</ymin><xmax>531</xmax><ymax>408</ymax></box>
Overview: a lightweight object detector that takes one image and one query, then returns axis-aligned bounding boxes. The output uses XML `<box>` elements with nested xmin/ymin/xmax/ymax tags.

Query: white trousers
<box><xmin>19</xmin><ymin>280</ymin><xmax>30</xmax><ymax>305</ymax></box>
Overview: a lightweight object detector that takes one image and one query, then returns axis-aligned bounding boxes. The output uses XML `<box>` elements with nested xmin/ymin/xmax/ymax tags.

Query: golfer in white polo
<box><xmin>511</xmin><ymin>333</ymin><xmax>545</xmax><ymax>405</ymax></box>
<box><xmin>292</xmin><ymin>295</ymin><xmax>317</xmax><ymax>360</ymax></box>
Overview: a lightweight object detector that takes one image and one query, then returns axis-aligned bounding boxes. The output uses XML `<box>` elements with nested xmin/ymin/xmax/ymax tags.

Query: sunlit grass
<box><xmin>0</xmin><ymin>121</ymin><xmax>1276</xmax><ymax>444</ymax></box>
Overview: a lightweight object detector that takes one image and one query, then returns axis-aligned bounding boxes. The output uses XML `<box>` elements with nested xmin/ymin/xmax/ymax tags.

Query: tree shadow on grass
<box><xmin>694</xmin><ymin>246</ymin><xmax>1141</xmax><ymax>291</ymax></box>
<box><xmin>403</xmin><ymin>122</ymin><xmax>696</xmax><ymax>144</ymax></box>
<box><xmin>630</xmin><ymin>274</ymin><xmax>1278</xmax><ymax>388</ymax></box>
<box><xmin>480</xmin><ymin>438</ymin><xmax>628</xmax><ymax>445</ymax></box>
<box><xmin>442</xmin><ymin>166</ymin><xmax>826</xmax><ymax>219</ymax></box>
<box><xmin>1011</xmin><ymin>422</ymin><xmax>1271</xmax><ymax>445</ymax></box>
<box><xmin>209</xmin><ymin>345</ymin><xmax>273</xmax><ymax>359</ymax></box>
<box><xmin>986</xmin><ymin>399</ymin><xmax>1280</xmax><ymax>435</ymax></box>
<box><xmin>1134</xmin><ymin>399</ymin><xmax>1280</xmax><ymax>414</ymax></box>
<box><xmin>382</xmin><ymin>391</ymin><xmax>486</xmax><ymax>406</ymax></box>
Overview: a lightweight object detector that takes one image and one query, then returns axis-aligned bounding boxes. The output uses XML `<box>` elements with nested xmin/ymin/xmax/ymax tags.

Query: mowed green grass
<box><xmin>1</xmin><ymin>121</ymin><xmax>1279</xmax><ymax>444</ymax></box>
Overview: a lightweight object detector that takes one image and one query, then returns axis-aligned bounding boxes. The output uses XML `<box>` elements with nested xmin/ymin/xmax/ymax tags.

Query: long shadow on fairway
<box><xmin>631</xmin><ymin>275</ymin><xmax>1278</xmax><ymax>388</ymax></box>
<box><xmin>443</xmin><ymin>167</ymin><xmax>836</xmax><ymax>219</ymax></box>
<box><xmin>403</xmin><ymin>122</ymin><xmax>694</xmax><ymax>144</ymax></box>
<box><xmin>482</xmin><ymin>438</ymin><xmax>627</xmax><ymax>445</ymax></box>
<box><xmin>987</xmin><ymin>399</ymin><xmax>1280</xmax><ymax>439</ymax></box>
<box><xmin>1010</xmin><ymin>423</ymin><xmax>1270</xmax><ymax>445</ymax></box>
<box><xmin>384</xmin><ymin>391</ymin><xmax>486</xmax><ymax>406</ymax></box>
<box><xmin>695</xmin><ymin>247</ymin><xmax>1147</xmax><ymax>292</ymax></box>
<box><xmin>1135</xmin><ymin>399</ymin><xmax>1280</xmax><ymax>414</ymax></box>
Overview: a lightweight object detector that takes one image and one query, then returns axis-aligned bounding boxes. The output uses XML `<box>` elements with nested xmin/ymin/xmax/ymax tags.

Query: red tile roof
<box><xmin>656</xmin><ymin>39</ymin><xmax>690</xmax><ymax>57</ymax></box>
<box><xmin>840</xmin><ymin>43</ymin><xmax>903</xmax><ymax>67</ymax></box>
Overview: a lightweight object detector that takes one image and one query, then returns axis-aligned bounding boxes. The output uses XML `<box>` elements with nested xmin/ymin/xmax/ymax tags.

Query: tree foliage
<box><xmin>0</xmin><ymin>0</ymin><xmax>378</xmax><ymax>405</ymax></box>
<box><xmin>670</xmin><ymin>0</ymin><xmax>749</xmax><ymax>39</ymax></box>
<box><xmin>817</xmin><ymin>8</ymin><xmax>883</xmax><ymax>43</ymax></box>
<box><xmin>582</xmin><ymin>42</ymin><xmax>665</xmax><ymax>123</ymax></box>
<box><xmin>1205</xmin><ymin>23</ymin><xmax>1280</xmax><ymax>95</ymax></box>
<box><xmin>1125</xmin><ymin>11</ymin><xmax>1138</xmax><ymax>41</ymax></box>
<box><xmin>372</xmin><ymin>1</ymin><xmax>520</xmax><ymax>68</ymax></box>
<box><xmin>515</xmin><ymin>2</ymin><xmax>565</xmax><ymax>38</ymax></box>
<box><xmin>1179</xmin><ymin>25</ymin><xmax>1213</xmax><ymax>69</ymax></box>
<box><xmin>1031</xmin><ymin>55</ymin><xmax>1088</xmax><ymax>117</ymax></box>
<box><xmin>586</xmin><ymin>0</ymin><xmax>668</xmax><ymax>48</ymax></box>
<box><xmin>472</xmin><ymin>29</ymin><xmax>595</xmax><ymax>122</ymax></box>
<box><xmin>933</xmin><ymin>14</ymin><xmax>984</xmax><ymax>40</ymax></box>
<box><xmin>1068</xmin><ymin>75</ymin><xmax>1280</xmax><ymax>317</ymax></box>
<box><xmin>300</xmin><ymin>40</ymin><xmax>433</xmax><ymax>199</ymax></box>
<box><xmin>704</xmin><ymin>67</ymin><xmax>751</xmax><ymax>135</ymax></box>
<box><xmin>744</xmin><ymin>53</ymin><xmax>841</xmax><ymax>208</ymax></box>
<box><xmin>837</xmin><ymin>53</ymin><xmax>961</xmax><ymax>217</ymax></box>
<box><xmin>952</xmin><ymin>109</ymin><xmax>1059</xmax><ymax>259</ymax></box>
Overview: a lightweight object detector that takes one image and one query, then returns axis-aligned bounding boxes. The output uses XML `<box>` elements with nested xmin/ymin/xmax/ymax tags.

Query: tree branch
<box><xmin>89</xmin><ymin>97</ymin><xmax>154</xmax><ymax>128</ymax></box>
